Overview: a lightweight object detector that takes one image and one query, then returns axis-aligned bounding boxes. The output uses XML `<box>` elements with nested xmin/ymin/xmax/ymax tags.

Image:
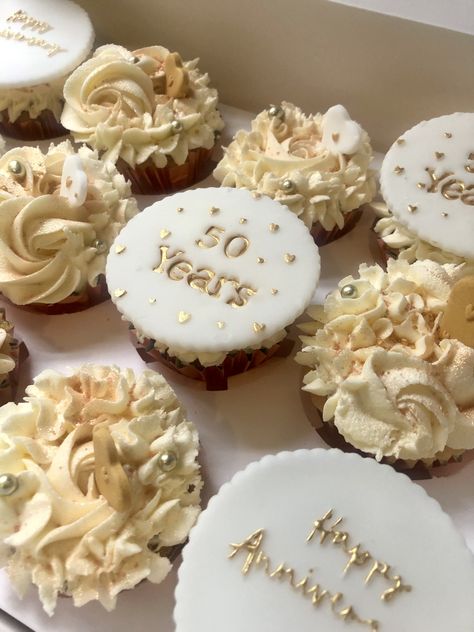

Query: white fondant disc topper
<box><xmin>0</xmin><ymin>0</ymin><xmax>94</xmax><ymax>89</ymax></box>
<box><xmin>380</xmin><ymin>112</ymin><xmax>474</xmax><ymax>259</ymax></box>
<box><xmin>106</xmin><ymin>188</ymin><xmax>321</xmax><ymax>354</ymax></box>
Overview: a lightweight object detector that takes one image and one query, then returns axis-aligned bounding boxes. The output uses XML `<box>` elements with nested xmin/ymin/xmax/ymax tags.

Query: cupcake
<box><xmin>0</xmin><ymin>307</ymin><xmax>27</xmax><ymax>405</ymax></box>
<box><xmin>106</xmin><ymin>187</ymin><xmax>320</xmax><ymax>390</ymax></box>
<box><xmin>0</xmin><ymin>0</ymin><xmax>94</xmax><ymax>140</ymax></box>
<box><xmin>0</xmin><ymin>364</ymin><xmax>202</xmax><ymax>615</ymax></box>
<box><xmin>175</xmin><ymin>449</ymin><xmax>474</xmax><ymax>631</ymax></box>
<box><xmin>296</xmin><ymin>259</ymin><xmax>474</xmax><ymax>467</ymax></box>
<box><xmin>61</xmin><ymin>44</ymin><xmax>224</xmax><ymax>194</ymax></box>
<box><xmin>0</xmin><ymin>140</ymin><xmax>138</xmax><ymax>313</ymax></box>
<box><xmin>373</xmin><ymin>112</ymin><xmax>474</xmax><ymax>265</ymax></box>
<box><xmin>213</xmin><ymin>102</ymin><xmax>376</xmax><ymax>246</ymax></box>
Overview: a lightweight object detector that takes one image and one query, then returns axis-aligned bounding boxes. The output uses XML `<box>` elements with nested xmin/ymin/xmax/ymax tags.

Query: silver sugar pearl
<box><xmin>268</xmin><ymin>104</ymin><xmax>285</xmax><ymax>120</ymax></box>
<box><xmin>158</xmin><ymin>450</ymin><xmax>178</xmax><ymax>472</ymax></box>
<box><xmin>340</xmin><ymin>284</ymin><xmax>358</xmax><ymax>299</ymax></box>
<box><xmin>170</xmin><ymin>119</ymin><xmax>183</xmax><ymax>133</ymax></box>
<box><xmin>0</xmin><ymin>473</ymin><xmax>18</xmax><ymax>496</ymax></box>
<box><xmin>8</xmin><ymin>160</ymin><xmax>25</xmax><ymax>178</ymax></box>
<box><xmin>281</xmin><ymin>178</ymin><xmax>296</xmax><ymax>193</ymax></box>
<box><xmin>92</xmin><ymin>239</ymin><xmax>107</xmax><ymax>253</ymax></box>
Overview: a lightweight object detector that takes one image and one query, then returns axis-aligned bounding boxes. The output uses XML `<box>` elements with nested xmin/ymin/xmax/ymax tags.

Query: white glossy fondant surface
<box><xmin>106</xmin><ymin>188</ymin><xmax>320</xmax><ymax>353</ymax></box>
<box><xmin>175</xmin><ymin>449</ymin><xmax>474</xmax><ymax>632</ymax></box>
<box><xmin>0</xmin><ymin>0</ymin><xmax>94</xmax><ymax>89</ymax></box>
<box><xmin>380</xmin><ymin>113</ymin><xmax>474</xmax><ymax>259</ymax></box>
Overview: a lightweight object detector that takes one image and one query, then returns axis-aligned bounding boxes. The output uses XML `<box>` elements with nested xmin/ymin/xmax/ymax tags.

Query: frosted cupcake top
<box><xmin>61</xmin><ymin>44</ymin><xmax>225</xmax><ymax>169</ymax></box>
<box><xmin>0</xmin><ymin>0</ymin><xmax>94</xmax><ymax>89</ymax></box>
<box><xmin>213</xmin><ymin>102</ymin><xmax>376</xmax><ymax>231</ymax></box>
<box><xmin>175</xmin><ymin>449</ymin><xmax>474</xmax><ymax>631</ymax></box>
<box><xmin>0</xmin><ymin>365</ymin><xmax>202</xmax><ymax>615</ymax></box>
<box><xmin>0</xmin><ymin>140</ymin><xmax>138</xmax><ymax>305</ymax></box>
<box><xmin>380</xmin><ymin>113</ymin><xmax>474</xmax><ymax>260</ymax></box>
<box><xmin>296</xmin><ymin>259</ymin><xmax>474</xmax><ymax>463</ymax></box>
<box><xmin>106</xmin><ymin>187</ymin><xmax>320</xmax><ymax>356</ymax></box>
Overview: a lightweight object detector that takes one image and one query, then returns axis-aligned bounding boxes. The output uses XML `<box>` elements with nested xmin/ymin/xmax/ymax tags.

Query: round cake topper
<box><xmin>380</xmin><ymin>113</ymin><xmax>474</xmax><ymax>260</ymax></box>
<box><xmin>174</xmin><ymin>449</ymin><xmax>474</xmax><ymax>632</ymax></box>
<box><xmin>106</xmin><ymin>188</ymin><xmax>320</xmax><ymax>354</ymax></box>
<box><xmin>0</xmin><ymin>0</ymin><xmax>94</xmax><ymax>89</ymax></box>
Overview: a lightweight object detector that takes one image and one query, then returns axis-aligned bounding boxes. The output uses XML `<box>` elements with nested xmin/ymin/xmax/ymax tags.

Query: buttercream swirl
<box><xmin>296</xmin><ymin>259</ymin><xmax>474</xmax><ymax>461</ymax></box>
<box><xmin>0</xmin><ymin>80</ymin><xmax>64</xmax><ymax>123</ymax></box>
<box><xmin>0</xmin><ymin>365</ymin><xmax>201</xmax><ymax>615</ymax></box>
<box><xmin>213</xmin><ymin>102</ymin><xmax>376</xmax><ymax>230</ymax></box>
<box><xmin>0</xmin><ymin>140</ymin><xmax>138</xmax><ymax>305</ymax></box>
<box><xmin>373</xmin><ymin>202</ymin><xmax>469</xmax><ymax>264</ymax></box>
<box><xmin>61</xmin><ymin>45</ymin><xmax>224</xmax><ymax>168</ymax></box>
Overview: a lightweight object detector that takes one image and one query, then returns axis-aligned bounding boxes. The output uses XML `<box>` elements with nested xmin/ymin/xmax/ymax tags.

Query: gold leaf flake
<box><xmin>160</xmin><ymin>229</ymin><xmax>171</xmax><ymax>239</ymax></box>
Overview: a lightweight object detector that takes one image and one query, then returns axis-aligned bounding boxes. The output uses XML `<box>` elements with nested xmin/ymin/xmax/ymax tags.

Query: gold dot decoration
<box><xmin>178</xmin><ymin>311</ymin><xmax>191</xmax><ymax>324</ymax></box>
<box><xmin>177</xmin><ymin>206</ymin><xmax>184</xmax><ymax>213</ymax></box>
<box><xmin>257</xmin><ymin>257</ymin><xmax>265</xmax><ymax>264</ymax></box>
<box><xmin>209</xmin><ymin>206</ymin><xmax>220</xmax><ymax>215</ymax></box>
<box><xmin>217</xmin><ymin>321</ymin><xmax>225</xmax><ymax>329</ymax></box>
<box><xmin>435</xmin><ymin>151</ymin><xmax>445</xmax><ymax>160</ymax></box>
<box><xmin>114</xmin><ymin>288</ymin><xmax>127</xmax><ymax>298</ymax></box>
<box><xmin>407</xmin><ymin>204</ymin><xmax>417</xmax><ymax>213</ymax></box>
<box><xmin>271</xmin><ymin>289</ymin><xmax>279</xmax><ymax>295</ymax></box>
<box><xmin>239</xmin><ymin>218</ymin><xmax>247</xmax><ymax>224</ymax></box>
<box><xmin>394</xmin><ymin>166</ymin><xmax>404</xmax><ymax>175</ymax></box>
<box><xmin>269</xmin><ymin>223</ymin><xmax>279</xmax><ymax>232</ymax></box>
<box><xmin>149</xmin><ymin>298</ymin><xmax>156</xmax><ymax>304</ymax></box>
<box><xmin>284</xmin><ymin>253</ymin><xmax>296</xmax><ymax>263</ymax></box>
<box><xmin>253</xmin><ymin>322</ymin><xmax>266</xmax><ymax>333</ymax></box>
<box><xmin>115</xmin><ymin>244</ymin><xmax>126</xmax><ymax>254</ymax></box>
<box><xmin>444</xmin><ymin>132</ymin><xmax>452</xmax><ymax>138</ymax></box>
<box><xmin>160</xmin><ymin>229</ymin><xmax>171</xmax><ymax>239</ymax></box>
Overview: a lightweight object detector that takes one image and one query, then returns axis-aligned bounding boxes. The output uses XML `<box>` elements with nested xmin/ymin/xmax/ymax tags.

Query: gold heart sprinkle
<box><xmin>252</xmin><ymin>191</ymin><xmax>262</xmax><ymax>199</ymax></box>
<box><xmin>217</xmin><ymin>321</ymin><xmax>225</xmax><ymax>329</ymax></box>
<box><xmin>444</xmin><ymin>132</ymin><xmax>452</xmax><ymax>138</ymax></box>
<box><xmin>284</xmin><ymin>253</ymin><xmax>296</xmax><ymax>263</ymax></box>
<box><xmin>149</xmin><ymin>298</ymin><xmax>156</xmax><ymax>304</ymax></box>
<box><xmin>257</xmin><ymin>257</ymin><xmax>265</xmax><ymax>264</ymax></box>
<box><xmin>407</xmin><ymin>204</ymin><xmax>417</xmax><ymax>213</ymax></box>
<box><xmin>253</xmin><ymin>322</ymin><xmax>266</xmax><ymax>333</ymax></box>
<box><xmin>442</xmin><ymin>212</ymin><xmax>448</xmax><ymax>217</ymax></box>
<box><xmin>177</xmin><ymin>207</ymin><xmax>184</xmax><ymax>212</ymax></box>
<box><xmin>394</xmin><ymin>165</ymin><xmax>404</xmax><ymax>175</ymax></box>
<box><xmin>160</xmin><ymin>229</ymin><xmax>171</xmax><ymax>239</ymax></box>
<box><xmin>115</xmin><ymin>244</ymin><xmax>126</xmax><ymax>254</ymax></box>
<box><xmin>332</xmin><ymin>132</ymin><xmax>340</xmax><ymax>142</ymax></box>
<box><xmin>240</xmin><ymin>218</ymin><xmax>247</xmax><ymax>224</ymax></box>
<box><xmin>435</xmin><ymin>151</ymin><xmax>445</xmax><ymax>160</ymax></box>
<box><xmin>396</xmin><ymin>138</ymin><xmax>406</xmax><ymax>145</ymax></box>
<box><xmin>178</xmin><ymin>311</ymin><xmax>191</xmax><ymax>323</ymax></box>
<box><xmin>209</xmin><ymin>206</ymin><xmax>220</xmax><ymax>215</ymax></box>
<box><xmin>269</xmin><ymin>223</ymin><xmax>279</xmax><ymax>232</ymax></box>
<box><xmin>417</xmin><ymin>182</ymin><xmax>426</xmax><ymax>189</ymax></box>
<box><xmin>114</xmin><ymin>288</ymin><xmax>126</xmax><ymax>298</ymax></box>
<box><xmin>271</xmin><ymin>289</ymin><xmax>279</xmax><ymax>295</ymax></box>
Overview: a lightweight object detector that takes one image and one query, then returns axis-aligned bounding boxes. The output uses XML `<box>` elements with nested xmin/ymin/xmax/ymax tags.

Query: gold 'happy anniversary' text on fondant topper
<box><xmin>0</xmin><ymin>9</ymin><xmax>67</xmax><ymax>57</ymax></box>
<box><xmin>229</xmin><ymin>509</ymin><xmax>412</xmax><ymax>631</ymax></box>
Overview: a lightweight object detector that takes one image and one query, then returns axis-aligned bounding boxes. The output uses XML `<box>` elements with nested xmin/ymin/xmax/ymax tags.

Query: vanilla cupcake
<box><xmin>106</xmin><ymin>187</ymin><xmax>320</xmax><ymax>390</ymax></box>
<box><xmin>0</xmin><ymin>140</ymin><xmax>138</xmax><ymax>312</ymax></box>
<box><xmin>61</xmin><ymin>44</ymin><xmax>224</xmax><ymax>194</ymax></box>
<box><xmin>296</xmin><ymin>259</ymin><xmax>474</xmax><ymax>467</ymax></box>
<box><xmin>0</xmin><ymin>365</ymin><xmax>202</xmax><ymax>615</ymax></box>
<box><xmin>214</xmin><ymin>102</ymin><xmax>376</xmax><ymax>246</ymax></box>
<box><xmin>373</xmin><ymin>112</ymin><xmax>474</xmax><ymax>265</ymax></box>
<box><xmin>0</xmin><ymin>0</ymin><xmax>94</xmax><ymax>139</ymax></box>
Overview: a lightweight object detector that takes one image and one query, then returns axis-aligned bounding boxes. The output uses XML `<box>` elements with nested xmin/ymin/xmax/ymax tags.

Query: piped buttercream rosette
<box><xmin>0</xmin><ymin>365</ymin><xmax>202</xmax><ymax>615</ymax></box>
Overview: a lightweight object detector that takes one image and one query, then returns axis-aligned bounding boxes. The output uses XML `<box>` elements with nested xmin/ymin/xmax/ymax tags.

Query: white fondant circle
<box><xmin>0</xmin><ymin>0</ymin><xmax>94</xmax><ymax>89</ymax></box>
<box><xmin>174</xmin><ymin>449</ymin><xmax>474</xmax><ymax>632</ymax></box>
<box><xmin>380</xmin><ymin>113</ymin><xmax>474</xmax><ymax>259</ymax></box>
<box><xmin>106</xmin><ymin>188</ymin><xmax>320</xmax><ymax>354</ymax></box>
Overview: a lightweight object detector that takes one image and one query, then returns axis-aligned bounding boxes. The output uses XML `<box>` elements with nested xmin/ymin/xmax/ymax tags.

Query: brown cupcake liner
<box><xmin>0</xmin><ymin>310</ymin><xmax>29</xmax><ymax>407</ymax></box>
<box><xmin>0</xmin><ymin>108</ymin><xmax>66</xmax><ymax>141</ymax></box>
<box><xmin>116</xmin><ymin>146</ymin><xmax>215</xmax><ymax>195</ymax></box>
<box><xmin>369</xmin><ymin>218</ymin><xmax>400</xmax><ymax>267</ymax></box>
<box><xmin>6</xmin><ymin>276</ymin><xmax>110</xmax><ymax>316</ymax></box>
<box><xmin>310</xmin><ymin>207</ymin><xmax>363</xmax><ymax>247</ymax></box>
<box><xmin>131</xmin><ymin>327</ymin><xmax>294</xmax><ymax>390</ymax></box>
<box><xmin>300</xmin><ymin>389</ymin><xmax>468</xmax><ymax>481</ymax></box>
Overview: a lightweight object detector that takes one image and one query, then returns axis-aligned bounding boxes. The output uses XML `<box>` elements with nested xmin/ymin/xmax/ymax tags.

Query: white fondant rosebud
<box><xmin>321</xmin><ymin>105</ymin><xmax>363</xmax><ymax>155</ymax></box>
<box><xmin>60</xmin><ymin>155</ymin><xmax>88</xmax><ymax>207</ymax></box>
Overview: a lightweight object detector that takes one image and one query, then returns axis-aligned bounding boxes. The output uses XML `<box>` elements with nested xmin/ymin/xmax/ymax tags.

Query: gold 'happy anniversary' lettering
<box><xmin>1</xmin><ymin>10</ymin><xmax>66</xmax><ymax>57</ymax></box>
<box><xmin>7</xmin><ymin>9</ymin><xmax>52</xmax><ymax>33</ymax></box>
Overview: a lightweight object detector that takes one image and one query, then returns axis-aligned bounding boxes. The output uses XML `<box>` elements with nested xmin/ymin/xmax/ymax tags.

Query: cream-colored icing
<box><xmin>0</xmin><ymin>79</ymin><xmax>64</xmax><ymax>123</ymax></box>
<box><xmin>373</xmin><ymin>202</ymin><xmax>470</xmax><ymax>265</ymax></box>
<box><xmin>61</xmin><ymin>44</ymin><xmax>224</xmax><ymax>168</ymax></box>
<box><xmin>296</xmin><ymin>259</ymin><xmax>474</xmax><ymax>461</ymax></box>
<box><xmin>0</xmin><ymin>140</ymin><xmax>138</xmax><ymax>305</ymax></box>
<box><xmin>213</xmin><ymin>102</ymin><xmax>376</xmax><ymax>231</ymax></box>
<box><xmin>0</xmin><ymin>318</ymin><xmax>16</xmax><ymax>380</ymax></box>
<box><xmin>0</xmin><ymin>365</ymin><xmax>202</xmax><ymax>615</ymax></box>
